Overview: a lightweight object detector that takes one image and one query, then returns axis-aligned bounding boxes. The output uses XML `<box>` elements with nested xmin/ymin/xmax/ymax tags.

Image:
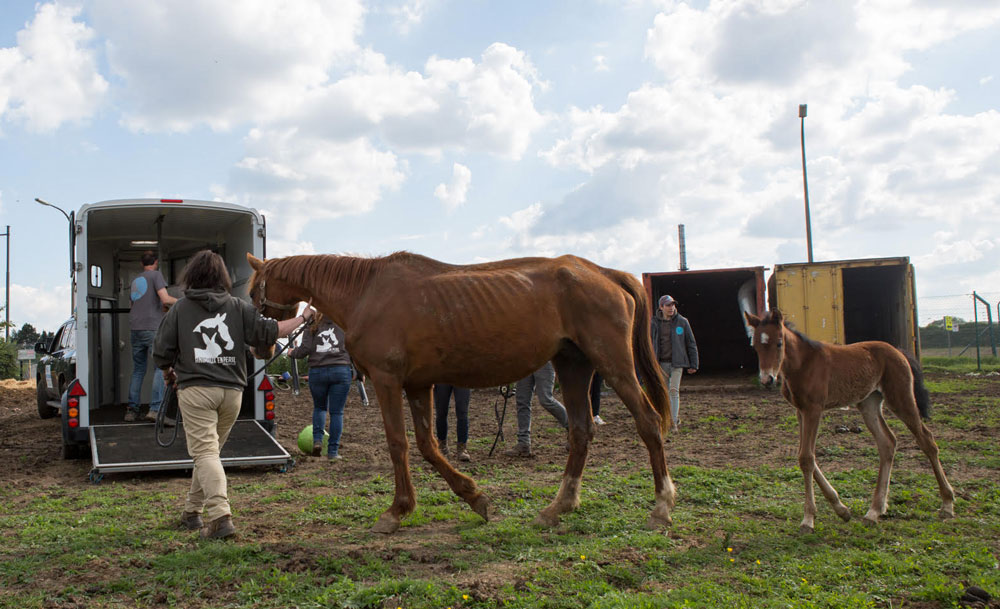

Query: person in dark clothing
<box><xmin>289</xmin><ymin>313</ymin><xmax>352</xmax><ymax>461</ymax></box>
<box><xmin>434</xmin><ymin>384</ymin><xmax>473</xmax><ymax>461</ymax></box>
<box><xmin>153</xmin><ymin>250</ymin><xmax>310</xmax><ymax>539</ymax></box>
<box><xmin>590</xmin><ymin>372</ymin><xmax>606</xmax><ymax>425</ymax></box>
<box><xmin>127</xmin><ymin>251</ymin><xmax>177</xmax><ymax>422</ymax></box>
<box><xmin>649</xmin><ymin>294</ymin><xmax>698</xmax><ymax>432</ymax></box>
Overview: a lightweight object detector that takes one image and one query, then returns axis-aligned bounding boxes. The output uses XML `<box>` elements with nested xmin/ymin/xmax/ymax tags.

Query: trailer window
<box><xmin>90</xmin><ymin>264</ymin><xmax>103</xmax><ymax>288</ymax></box>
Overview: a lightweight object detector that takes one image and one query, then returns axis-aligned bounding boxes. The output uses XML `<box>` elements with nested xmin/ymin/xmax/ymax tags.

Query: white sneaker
<box><xmin>593</xmin><ymin>415</ymin><xmax>606</xmax><ymax>426</ymax></box>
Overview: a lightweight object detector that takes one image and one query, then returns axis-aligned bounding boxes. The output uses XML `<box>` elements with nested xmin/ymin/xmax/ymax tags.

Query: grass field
<box><xmin>1</xmin><ymin>369</ymin><xmax>998</xmax><ymax>609</ymax></box>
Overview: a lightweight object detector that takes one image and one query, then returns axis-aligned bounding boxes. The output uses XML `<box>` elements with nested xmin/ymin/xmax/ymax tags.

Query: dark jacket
<box><xmin>288</xmin><ymin>318</ymin><xmax>351</xmax><ymax>368</ymax></box>
<box><xmin>153</xmin><ymin>288</ymin><xmax>278</xmax><ymax>390</ymax></box>
<box><xmin>650</xmin><ymin>309</ymin><xmax>699</xmax><ymax>370</ymax></box>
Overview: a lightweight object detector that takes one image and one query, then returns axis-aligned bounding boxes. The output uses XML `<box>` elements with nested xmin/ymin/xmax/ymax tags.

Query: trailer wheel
<box><xmin>36</xmin><ymin>377</ymin><xmax>58</xmax><ymax>419</ymax></box>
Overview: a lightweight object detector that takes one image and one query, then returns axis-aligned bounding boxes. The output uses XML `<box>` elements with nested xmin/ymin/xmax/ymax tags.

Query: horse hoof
<box><xmin>938</xmin><ymin>508</ymin><xmax>955</xmax><ymax>520</ymax></box>
<box><xmin>372</xmin><ymin>513</ymin><xmax>401</xmax><ymax>535</ymax></box>
<box><xmin>798</xmin><ymin>524</ymin><xmax>814</xmax><ymax>535</ymax></box>
<box><xmin>532</xmin><ymin>512</ymin><xmax>560</xmax><ymax>528</ymax></box>
<box><xmin>862</xmin><ymin>515</ymin><xmax>878</xmax><ymax>527</ymax></box>
<box><xmin>835</xmin><ymin>506</ymin><xmax>852</xmax><ymax>522</ymax></box>
<box><xmin>646</xmin><ymin>514</ymin><xmax>671</xmax><ymax>530</ymax></box>
<box><xmin>470</xmin><ymin>495</ymin><xmax>492</xmax><ymax>521</ymax></box>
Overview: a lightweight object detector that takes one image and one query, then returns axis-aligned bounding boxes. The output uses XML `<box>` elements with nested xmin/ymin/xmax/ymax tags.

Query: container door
<box><xmin>775</xmin><ymin>266</ymin><xmax>842</xmax><ymax>344</ymax></box>
<box><xmin>906</xmin><ymin>264</ymin><xmax>920</xmax><ymax>357</ymax></box>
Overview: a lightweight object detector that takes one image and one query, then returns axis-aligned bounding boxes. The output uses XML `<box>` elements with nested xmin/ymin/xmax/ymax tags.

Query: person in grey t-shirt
<box><xmin>126</xmin><ymin>251</ymin><xmax>177</xmax><ymax>422</ymax></box>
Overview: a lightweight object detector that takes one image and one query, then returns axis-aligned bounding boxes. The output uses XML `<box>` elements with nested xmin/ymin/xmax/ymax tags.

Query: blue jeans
<box><xmin>129</xmin><ymin>330</ymin><xmax>164</xmax><ymax>413</ymax></box>
<box><xmin>309</xmin><ymin>365</ymin><xmax>352</xmax><ymax>456</ymax></box>
<box><xmin>434</xmin><ymin>384</ymin><xmax>471</xmax><ymax>445</ymax></box>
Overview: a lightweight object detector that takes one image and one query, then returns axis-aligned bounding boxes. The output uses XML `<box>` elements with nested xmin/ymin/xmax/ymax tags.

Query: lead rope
<box><xmin>155</xmin><ymin>320</ymin><xmax>312</xmax><ymax>448</ymax></box>
<box><xmin>488</xmin><ymin>383</ymin><xmax>515</xmax><ymax>456</ymax></box>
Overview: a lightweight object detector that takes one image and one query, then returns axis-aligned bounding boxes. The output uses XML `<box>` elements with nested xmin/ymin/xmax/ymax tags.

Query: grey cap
<box><xmin>658</xmin><ymin>294</ymin><xmax>676</xmax><ymax>307</ymax></box>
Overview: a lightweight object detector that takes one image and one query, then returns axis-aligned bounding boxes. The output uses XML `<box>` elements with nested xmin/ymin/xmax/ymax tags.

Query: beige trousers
<box><xmin>658</xmin><ymin>362</ymin><xmax>684</xmax><ymax>427</ymax></box>
<box><xmin>178</xmin><ymin>385</ymin><xmax>242</xmax><ymax>521</ymax></box>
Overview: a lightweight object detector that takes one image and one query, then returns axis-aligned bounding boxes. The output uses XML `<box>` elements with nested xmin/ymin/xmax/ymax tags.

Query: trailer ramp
<box><xmin>88</xmin><ymin>419</ymin><xmax>293</xmax><ymax>480</ymax></box>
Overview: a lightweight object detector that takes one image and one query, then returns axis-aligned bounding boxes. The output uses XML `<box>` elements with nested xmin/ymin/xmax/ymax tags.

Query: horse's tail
<box><xmin>617</xmin><ymin>274</ymin><xmax>671</xmax><ymax>436</ymax></box>
<box><xmin>902</xmin><ymin>349</ymin><xmax>932</xmax><ymax>420</ymax></box>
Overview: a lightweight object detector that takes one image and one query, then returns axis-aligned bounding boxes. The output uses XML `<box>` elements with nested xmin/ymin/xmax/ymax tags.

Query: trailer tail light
<box><xmin>258</xmin><ymin>376</ymin><xmax>276</xmax><ymax>420</ymax></box>
<box><xmin>67</xmin><ymin>380</ymin><xmax>86</xmax><ymax>428</ymax></box>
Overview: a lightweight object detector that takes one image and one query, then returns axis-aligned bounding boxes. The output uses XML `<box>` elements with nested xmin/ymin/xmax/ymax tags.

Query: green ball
<box><xmin>297</xmin><ymin>425</ymin><xmax>329</xmax><ymax>456</ymax></box>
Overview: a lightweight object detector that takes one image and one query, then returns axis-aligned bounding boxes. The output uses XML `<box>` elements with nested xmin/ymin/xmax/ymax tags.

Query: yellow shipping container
<box><xmin>768</xmin><ymin>257</ymin><xmax>920</xmax><ymax>357</ymax></box>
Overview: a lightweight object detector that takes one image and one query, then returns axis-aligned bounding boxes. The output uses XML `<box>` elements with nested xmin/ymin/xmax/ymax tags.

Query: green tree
<box><xmin>12</xmin><ymin>323</ymin><xmax>40</xmax><ymax>348</ymax></box>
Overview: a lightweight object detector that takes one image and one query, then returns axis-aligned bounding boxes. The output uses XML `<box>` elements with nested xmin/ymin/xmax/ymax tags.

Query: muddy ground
<box><xmin>2</xmin><ymin>372</ymin><xmax>997</xmax><ymax>496</ymax></box>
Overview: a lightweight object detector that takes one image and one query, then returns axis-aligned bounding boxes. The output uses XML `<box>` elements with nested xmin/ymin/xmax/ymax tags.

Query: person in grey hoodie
<box><xmin>649</xmin><ymin>294</ymin><xmax>698</xmax><ymax>432</ymax></box>
<box><xmin>153</xmin><ymin>250</ymin><xmax>310</xmax><ymax>539</ymax></box>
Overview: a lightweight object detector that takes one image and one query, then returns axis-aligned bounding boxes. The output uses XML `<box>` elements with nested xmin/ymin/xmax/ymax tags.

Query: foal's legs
<box><xmin>370</xmin><ymin>379</ymin><xmax>415</xmax><ymax>534</ymax></box>
<box><xmin>883</xmin><ymin>378</ymin><xmax>956</xmax><ymax>519</ymax></box>
<box><xmin>858</xmin><ymin>392</ymin><xmax>897</xmax><ymax>524</ymax></box>
<box><xmin>796</xmin><ymin>408</ymin><xmax>824</xmax><ymax>534</ymax></box>
<box><xmin>535</xmin><ymin>356</ymin><xmax>594</xmax><ymax>527</ymax></box>
<box><xmin>404</xmin><ymin>384</ymin><xmax>491</xmax><ymax>521</ymax></box>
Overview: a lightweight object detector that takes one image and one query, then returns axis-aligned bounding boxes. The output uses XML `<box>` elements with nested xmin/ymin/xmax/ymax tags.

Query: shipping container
<box><xmin>642</xmin><ymin>267</ymin><xmax>766</xmax><ymax>373</ymax></box>
<box><xmin>768</xmin><ymin>256</ymin><xmax>920</xmax><ymax>357</ymax></box>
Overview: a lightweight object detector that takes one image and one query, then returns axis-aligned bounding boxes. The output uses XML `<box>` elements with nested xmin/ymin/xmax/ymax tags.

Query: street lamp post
<box><xmin>799</xmin><ymin>103</ymin><xmax>814</xmax><ymax>263</ymax></box>
<box><xmin>1</xmin><ymin>225</ymin><xmax>8</xmax><ymax>342</ymax></box>
<box><xmin>35</xmin><ymin>198</ymin><xmax>75</xmax><ymax>315</ymax></box>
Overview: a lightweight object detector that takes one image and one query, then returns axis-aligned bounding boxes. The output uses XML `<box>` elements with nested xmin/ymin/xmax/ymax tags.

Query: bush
<box><xmin>0</xmin><ymin>340</ymin><xmax>18</xmax><ymax>379</ymax></box>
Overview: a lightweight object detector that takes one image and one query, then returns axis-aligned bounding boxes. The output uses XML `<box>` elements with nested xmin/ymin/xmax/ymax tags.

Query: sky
<box><xmin>1</xmin><ymin>0</ymin><xmax>999</xmax><ymax>335</ymax></box>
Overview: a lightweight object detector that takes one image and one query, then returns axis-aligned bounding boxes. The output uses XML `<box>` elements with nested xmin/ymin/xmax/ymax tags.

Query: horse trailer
<box><xmin>36</xmin><ymin>198</ymin><xmax>292</xmax><ymax>478</ymax></box>
<box><xmin>642</xmin><ymin>266</ymin><xmax>767</xmax><ymax>373</ymax></box>
<box><xmin>768</xmin><ymin>256</ymin><xmax>920</xmax><ymax>357</ymax></box>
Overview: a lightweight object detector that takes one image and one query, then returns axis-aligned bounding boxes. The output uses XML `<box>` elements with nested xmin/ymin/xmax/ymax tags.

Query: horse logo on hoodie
<box><xmin>192</xmin><ymin>313</ymin><xmax>236</xmax><ymax>364</ymax></box>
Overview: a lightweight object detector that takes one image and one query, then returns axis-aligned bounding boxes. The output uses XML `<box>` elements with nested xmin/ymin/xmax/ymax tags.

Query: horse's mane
<box><xmin>761</xmin><ymin>310</ymin><xmax>824</xmax><ymax>351</ymax></box>
<box><xmin>266</xmin><ymin>251</ymin><xmax>439</xmax><ymax>295</ymax></box>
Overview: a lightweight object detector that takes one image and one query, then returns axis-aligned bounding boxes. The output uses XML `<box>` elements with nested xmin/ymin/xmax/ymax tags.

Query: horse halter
<box><xmin>254</xmin><ymin>276</ymin><xmax>299</xmax><ymax>316</ymax></box>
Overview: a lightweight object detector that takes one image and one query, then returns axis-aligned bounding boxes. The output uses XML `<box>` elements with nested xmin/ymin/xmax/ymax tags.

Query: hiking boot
<box><xmin>593</xmin><ymin>415</ymin><xmax>606</xmax><ymax>426</ymax></box>
<box><xmin>123</xmin><ymin>409</ymin><xmax>139</xmax><ymax>422</ymax></box>
<box><xmin>200</xmin><ymin>515</ymin><xmax>236</xmax><ymax>540</ymax></box>
<box><xmin>438</xmin><ymin>442</ymin><xmax>449</xmax><ymax>456</ymax></box>
<box><xmin>311</xmin><ymin>444</ymin><xmax>322</xmax><ymax>457</ymax></box>
<box><xmin>328</xmin><ymin>453</ymin><xmax>342</xmax><ymax>462</ymax></box>
<box><xmin>146</xmin><ymin>411</ymin><xmax>176</xmax><ymax>427</ymax></box>
<box><xmin>503</xmin><ymin>443</ymin><xmax>534</xmax><ymax>458</ymax></box>
<box><xmin>456</xmin><ymin>443</ymin><xmax>471</xmax><ymax>462</ymax></box>
<box><xmin>181</xmin><ymin>511</ymin><xmax>203</xmax><ymax>531</ymax></box>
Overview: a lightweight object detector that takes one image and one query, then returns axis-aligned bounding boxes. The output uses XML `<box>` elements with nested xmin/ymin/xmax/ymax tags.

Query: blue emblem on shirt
<box><xmin>131</xmin><ymin>277</ymin><xmax>148</xmax><ymax>302</ymax></box>
<box><xmin>675</xmin><ymin>326</ymin><xmax>684</xmax><ymax>335</ymax></box>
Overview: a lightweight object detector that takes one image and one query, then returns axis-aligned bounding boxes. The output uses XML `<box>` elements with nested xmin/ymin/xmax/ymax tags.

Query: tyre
<box><xmin>36</xmin><ymin>376</ymin><xmax>58</xmax><ymax>419</ymax></box>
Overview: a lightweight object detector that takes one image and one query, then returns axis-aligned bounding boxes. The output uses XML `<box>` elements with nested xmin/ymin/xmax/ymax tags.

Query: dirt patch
<box><xmin>2</xmin><ymin>372</ymin><xmax>998</xmax><ymax>593</ymax></box>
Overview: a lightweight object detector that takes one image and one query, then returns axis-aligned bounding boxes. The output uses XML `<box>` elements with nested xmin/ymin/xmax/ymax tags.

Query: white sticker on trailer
<box><xmin>45</xmin><ymin>365</ymin><xmax>52</xmax><ymax>389</ymax></box>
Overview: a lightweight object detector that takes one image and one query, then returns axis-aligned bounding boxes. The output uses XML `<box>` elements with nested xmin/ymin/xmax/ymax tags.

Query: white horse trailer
<box><xmin>52</xmin><ymin>198</ymin><xmax>292</xmax><ymax>480</ymax></box>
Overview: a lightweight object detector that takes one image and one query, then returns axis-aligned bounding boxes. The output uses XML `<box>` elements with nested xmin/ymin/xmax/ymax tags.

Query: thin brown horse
<box><xmin>744</xmin><ymin>309</ymin><xmax>955</xmax><ymax>533</ymax></box>
<box><xmin>247</xmin><ymin>252</ymin><xmax>675</xmax><ymax>534</ymax></box>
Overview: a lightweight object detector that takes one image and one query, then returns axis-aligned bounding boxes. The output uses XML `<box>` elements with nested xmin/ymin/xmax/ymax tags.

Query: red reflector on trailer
<box><xmin>160</xmin><ymin>199</ymin><xmax>183</xmax><ymax>203</ymax></box>
<box><xmin>265</xmin><ymin>391</ymin><xmax>274</xmax><ymax>401</ymax></box>
<box><xmin>258</xmin><ymin>376</ymin><xmax>274</xmax><ymax>391</ymax></box>
<box><xmin>68</xmin><ymin>397</ymin><xmax>78</xmax><ymax>409</ymax></box>
<box><xmin>68</xmin><ymin>381</ymin><xmax>86</xmax><ymax>397</ymax></box>
<box><xmin>68</xmin><ymin>419</ymin><xmax>79</xmax><ymax>428</ymax></box>
<box><xmin>265</xmin><ymin>411</ymin><xmax>275</xmax><ymax>420</ymax></box>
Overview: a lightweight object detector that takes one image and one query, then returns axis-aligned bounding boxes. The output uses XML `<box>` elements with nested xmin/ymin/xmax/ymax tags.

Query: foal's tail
<box><xmin>902</xmin><ymin>350</ymin><xmax>932</xmax><ymax>420</ymax></box>
<box><xmin>617</xmin><ymin>274</ymin><xmax>671</xmax><ymax>436</ymax></box>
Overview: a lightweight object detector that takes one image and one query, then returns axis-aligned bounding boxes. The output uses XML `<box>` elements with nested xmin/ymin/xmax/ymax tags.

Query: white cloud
<box><xmin>386</xmin><ymin>0</ymin><xmax>434</xmax><ymax>34</ymax></box>
<box><xmin>10</xmin><ymin>283</ymin><xmax>73</xmax><ymax>333</ymax></box>
<box><xmin>593</xmin><ymin>54</ymin><xmax>609</xmax><ymax>72</ymax></box>
<box><xmin>228</xmin><ymin>128</ymin><xmax>406</xmax><ymax>241</ymax></box>
<box><xmin>433</xmin><ymin>163</ymin><xmax>472</xmax><ymax>210</ymax></box>
<box><xmin>90</xmin><ymin>0</ymin><xmax>365</xmax><ymax>132</ymax></box>
<box><xmin>0</xmin><ymin>3</ymin><xmax>107</xmax><ymax>132</ymax></box>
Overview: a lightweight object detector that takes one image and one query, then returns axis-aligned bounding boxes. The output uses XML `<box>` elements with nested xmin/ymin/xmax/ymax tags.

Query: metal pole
<box><xmin>678</xmin><ymin>224</ymin><xmax>688</xmax><ymax>271</ymax></box>
<box><xmin>799</xmin><ymin>104</ymin><xmax>813</xmax><ymax>263</ymax></box>
<box><xmin>2</xmin><ymin>225</ymin><xmax>8</xmax><ymax>342</ymax></box>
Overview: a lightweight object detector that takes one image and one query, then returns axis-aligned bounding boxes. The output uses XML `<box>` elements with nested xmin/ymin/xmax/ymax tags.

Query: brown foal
<box><xmin>745</xmin><ymin>310</ymin><xmax>954</xmax><ymax>533</ymax></box>
<box><xmin>248</xmin><ymin>252</ymin><xmax>674</xmax><ymax>534</ymax></box>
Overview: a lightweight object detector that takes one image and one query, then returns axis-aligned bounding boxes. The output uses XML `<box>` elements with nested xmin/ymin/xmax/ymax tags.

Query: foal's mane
<box><xmin>265</xmin><ymin>251</ymin><xmax>435</xmax><ymax>296</ymax></box>
<box><xmin>761</xmin><ymin>310</ymin><xmax>824</xmax><ymax>351</ymax></box>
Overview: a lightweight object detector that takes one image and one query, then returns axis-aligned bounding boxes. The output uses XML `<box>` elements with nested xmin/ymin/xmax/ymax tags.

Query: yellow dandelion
<box><xmin>729</xmin><ymin>558</ymin><xmax>735</xmax><ymax>563</ymax></box>
<box><xmin>727</xmin><ymin>547</ymin><xmax>733</xmax><ymax>552</ymax></box>
<box><xmin>756</xmin><ymin>560</ymin><xmax>761</xmax><ymax>565</ymax></box>
<box><xmin>580</xmin><ymin>555</ymin><xmax>586</xmax><ymax>560</ymax></box>
<box><xmin>801</xmin><ymin>578</ymin><xmax>808</xmax><ymax>584</ymax></box>
<box><xmin>462</xmin><ymin>594</ymin><xmax>469</xmax><ymax>600</ymax></box>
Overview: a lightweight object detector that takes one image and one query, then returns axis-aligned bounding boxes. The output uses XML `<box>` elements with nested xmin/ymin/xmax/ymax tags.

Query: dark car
<box><xmin>36</xmin><ymin>318</ymin><xmax>76</xmax><ymax>419</ymax></box>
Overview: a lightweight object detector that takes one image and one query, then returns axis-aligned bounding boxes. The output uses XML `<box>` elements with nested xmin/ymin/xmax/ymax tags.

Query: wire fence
<box><xmin>919</xmin><ymin>291</ymin><xmax>999</xmax><ymax>359</ymax></box>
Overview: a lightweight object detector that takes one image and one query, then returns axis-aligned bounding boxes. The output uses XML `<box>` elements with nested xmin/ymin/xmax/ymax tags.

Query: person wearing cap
<box><xmin>650</xmin><ymin>294</ymin><xmax>698</xmax><ymax>432</ymax></box>
<box><xmin>127</xmin><ymin>250</ymin><xmax>177</xmax><ymax>423</ymax></box>
<box><xmin>504</xmin><ymin>361</ymin><xmax>569</xmax><ymax>457</ymax></box>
